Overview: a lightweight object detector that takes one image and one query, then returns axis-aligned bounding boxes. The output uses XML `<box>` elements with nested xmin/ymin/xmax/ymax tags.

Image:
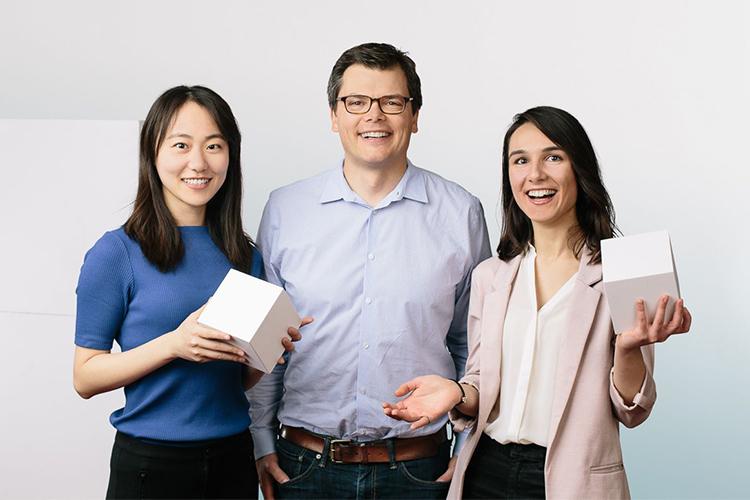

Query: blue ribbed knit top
<box><xmin>75</xmin><ymin>226</ymin><xmax>263</xmax><ymax>441</ymax></box>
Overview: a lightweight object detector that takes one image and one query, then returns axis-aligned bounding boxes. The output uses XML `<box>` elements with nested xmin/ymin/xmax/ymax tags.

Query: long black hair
<box><xmin>496</xmin><ymin>106</ymin><xmax>618</xmax><ymax>264</ymax></box>
<box><xmin>124</xmin><ymin>85</ymin><xmax>254</xmax><ymax>272</ymax></box>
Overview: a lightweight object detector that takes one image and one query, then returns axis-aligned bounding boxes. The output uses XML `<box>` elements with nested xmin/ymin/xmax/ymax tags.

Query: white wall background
<box><xmin>1</xmin><ymin>1</ymin><xmax>748</xmax><ymax>498</ymax></box>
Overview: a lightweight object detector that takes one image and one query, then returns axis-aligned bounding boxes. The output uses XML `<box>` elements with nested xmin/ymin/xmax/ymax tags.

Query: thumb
<box><xmin>394</xmin><ymin>379</ymin><xmax>418</xmax><ymax>397</ymax></box>
<box><xmin>268</xmin><ymin>461</ymin><xmax>290</xmax><ymax>484</ymax></box>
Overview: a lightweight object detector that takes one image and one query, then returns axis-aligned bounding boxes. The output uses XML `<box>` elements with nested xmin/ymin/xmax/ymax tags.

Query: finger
<box><xmin>393</xmin><ymin>380</ymin><xmax>418</xmax><ymax>397</ymax></box>
<box><xmin>195</xmin><ymin>327</ymin><xmax>232</xmax><ymax>342</ymax></box>
<box><xmin>268</xmin><ymin>462</ymin><xmax>290</xmax><ymax>484</ymax></box>
<box><xmin>300</xmin><ymin>316</ymin><xmax>314</xmax><ymax>327</ymax></box>
<box><xmin>633</xmin><ymin>299</ymin><xmax>648</xmax><ymax>334</ymax></box>
<box><xmin>665</xmin><ymin>299</ymin><xmax>684</xmax><ymax>334</ymax></box>
<box><xmin>281</xmin><ymin>337</ymin><xmax>295</xmax><ymax>353</ymax></box>
<box><xmin>259</xmin><ymin>475</ymin><xmax>275</xmax><ymax>500</ymax></box>
<box><xmin>276</xmin><ymin>356</ymin><xmax>286</xmax><ymax>365</ymax></box>
<box><xmin>192</xmin><ymin>338</ymin><xmax>245</xmax><ymax>357</ymax></box>
<box><xmin>409</xmin><ymin>415</ymin><xmax>431</xmax><ymax>431</ymax></box>
<box><xmin>285</xmin><ymin>328</ymin><xmax>301</xmax><ymax>342</ymax></box>
<box><xmin>192</xmin><ymin>346</ymin><xmax>245</xmax><ymax>363</ymax></box>
<box><xmin>650</xmin><ymin>295</ymin><xmax>669</xmax><ymax>336</ymax></box>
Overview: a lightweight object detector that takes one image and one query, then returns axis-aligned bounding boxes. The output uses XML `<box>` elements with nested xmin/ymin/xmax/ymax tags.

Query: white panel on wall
<box><xmin>0</xmin><ymin>120</ymin><xmax>139</xmax><ymax>316</ymax></box>
<box><xmin>0</xmin><ymin>312</ymin><xmax>123</xmax><ymax>500</ymax></box>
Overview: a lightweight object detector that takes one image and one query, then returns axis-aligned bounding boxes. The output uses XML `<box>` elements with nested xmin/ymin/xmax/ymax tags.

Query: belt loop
<box><xmin>386</xmin><ymin>439</ymin><xmax>397</xmax><ymax>470</ymax></box>
<box><xmin>319</xmin><ymin>436</ymin><xmax>330</xmax><ymax>468</ymax></box>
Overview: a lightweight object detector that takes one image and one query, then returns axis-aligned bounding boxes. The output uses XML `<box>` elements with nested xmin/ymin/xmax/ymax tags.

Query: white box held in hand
<box><xmin>601</xmin><ymin>231</ymin><xmax>681</xmax><ymax>334</ymax></box>
<box><xmin>198</xmin><ymin>269</ymin><xmax>301</xmax><ymax>373</ymax></box>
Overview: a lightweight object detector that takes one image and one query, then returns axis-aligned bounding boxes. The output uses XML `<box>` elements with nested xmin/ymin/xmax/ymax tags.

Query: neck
<box><xmin>167</xmin><ymin>203</ymin><xmax>206</xmax><ymax>227</ymax></box>
<box><xmin>342</xmin><ymin>157</ymin><xmax>408</xmax><ymax>207</ymax></box>
<box><xmin>531</xmin><ymin>212</ymin><xmax>579</xmax><ymax>261</ymax></box>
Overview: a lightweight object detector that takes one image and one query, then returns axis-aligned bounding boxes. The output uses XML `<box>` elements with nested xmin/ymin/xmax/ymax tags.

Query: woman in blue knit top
<box><xmin>73</xmin><ymin>85</ymin><xmax>304</xmax><ymax>499</ymax></box>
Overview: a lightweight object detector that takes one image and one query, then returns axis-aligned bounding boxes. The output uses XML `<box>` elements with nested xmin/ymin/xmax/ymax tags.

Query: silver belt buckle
<box><xmin>328</xmin><ymin>439</ymin><xmax>354</xmax><ymax>464</ymax></box>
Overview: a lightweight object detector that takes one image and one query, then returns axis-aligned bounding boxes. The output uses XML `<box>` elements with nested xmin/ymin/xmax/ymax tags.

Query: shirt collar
<box><xmin>319</xmin><ymin>160</ymin><xmax>428</xmax><ymax>205</ymax></box>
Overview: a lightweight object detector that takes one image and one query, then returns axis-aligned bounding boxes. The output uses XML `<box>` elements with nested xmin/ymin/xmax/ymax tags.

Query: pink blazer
<box><xmin>448</xmin><ymin>252</ymin><xmax>656</xmax><ymax>500</ymax></box>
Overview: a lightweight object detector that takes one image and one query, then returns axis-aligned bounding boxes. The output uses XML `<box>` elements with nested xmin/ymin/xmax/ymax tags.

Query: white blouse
<box><xmin>484</xmin><ymin>246</ymin><xmax>577</xmax><ymax>447</ymax></box>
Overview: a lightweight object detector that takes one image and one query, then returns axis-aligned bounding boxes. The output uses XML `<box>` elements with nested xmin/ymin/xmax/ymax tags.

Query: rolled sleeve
<box><xmin>609</xmin><ymin>345</ymin><xmax>656</xmax><ymax>428</ymax></box>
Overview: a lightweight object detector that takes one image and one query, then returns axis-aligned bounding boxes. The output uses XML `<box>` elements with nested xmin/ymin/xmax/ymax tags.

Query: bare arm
<box><xmin>613</xmin><ymin>296</ymin><xmax>692</xmax><ymax>404</ymax></box>
<box><xmin>73</xmin><ymin>304</ymin><xmax>246</xmax><ymax>399</ymax></box>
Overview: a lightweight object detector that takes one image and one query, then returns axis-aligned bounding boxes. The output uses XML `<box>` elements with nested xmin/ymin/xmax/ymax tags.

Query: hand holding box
<box><xmin>601</xmin><ymin>231</ymin><xmax>681</xmax><ymax>335</ymax></box>
<box><xmin>197</xmin><ymin>269</ymin><xmax>301</xmax><ymax>373</ymax></box>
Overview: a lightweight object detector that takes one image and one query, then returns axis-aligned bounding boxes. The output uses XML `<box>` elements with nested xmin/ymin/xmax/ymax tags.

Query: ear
<box><xmin>411</xmin><ymin>109</ymin><xmax>419</xmax><ymax>134</ymax></box>
<box><xmin>330</xmin><ymin>107</ymin><xmax>339</xmax><ymax>133</ymax></box>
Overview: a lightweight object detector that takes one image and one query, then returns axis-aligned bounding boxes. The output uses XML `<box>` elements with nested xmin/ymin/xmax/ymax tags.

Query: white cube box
<box><xmin>198</xmin><ymin>269</ymin><xmax>301</xmax><ymax>373</ymax></box>
<box><xmin>601</xmin><ymin>231</ymin><xmax>682</xmax><ymax>334</ymax></box>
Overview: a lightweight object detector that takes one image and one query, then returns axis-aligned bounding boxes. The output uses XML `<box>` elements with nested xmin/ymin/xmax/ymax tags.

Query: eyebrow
<box><xmin>165</xmin><ymin>133</ymin><xmax>226</xmax><ymax>141</ymax></box>
<box><xmin>508</xmin><ymin>146</ymin><xmax>563</xmax><ymax>157</ymax></box>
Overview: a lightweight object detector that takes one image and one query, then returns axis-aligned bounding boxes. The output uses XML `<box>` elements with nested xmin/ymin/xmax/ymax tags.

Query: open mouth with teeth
<box><xmin>182</xmin><ymin>177</ymin><xmax>211</xmax><ymax>187</ymax></box>
<box><xmin>526</xmin><ymin>189</ymin><xmax>557</xmax><ymax>202</ymax></box>
<box><xmin>359</xmin><ymin>131</ymin><xmax>392</xmax><ymax>140</ymax></box>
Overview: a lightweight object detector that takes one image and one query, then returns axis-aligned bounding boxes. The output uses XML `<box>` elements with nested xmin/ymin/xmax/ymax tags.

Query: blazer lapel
<box><xmin>547</xmin><ymin>250</ymin><xmax>603</xmax><ymax>449</ymax></box>
<box><xmin>478</xmin><ymin>256</ymin><xmax>522</xmax><ymax>426</ymax></box>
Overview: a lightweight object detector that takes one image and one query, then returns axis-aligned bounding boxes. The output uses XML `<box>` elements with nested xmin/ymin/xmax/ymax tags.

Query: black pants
<box><xmin>106</xmin><ymin>430</ymin><xmax>258</xmax><ymax>499</ymax></box>
<box><xmin>463</xmin><ymin>433</ymin><xmax>546</xmax><ymax>500</ymax></box>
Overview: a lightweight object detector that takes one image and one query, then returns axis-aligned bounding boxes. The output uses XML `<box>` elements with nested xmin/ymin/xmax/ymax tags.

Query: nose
<box><xmin>528</xmin><ymin>157</ymin><xmax>547</xmax><ymax>182</ymax></box>
<box><xmin>363</xmin><ymin>99</ymin><xmax>386</xmax><ymax>121</ymax></box>
<box><xmin>188</xmin><ymin>147</ymin><xmax>208</xmax><ymax>173</ymax></box>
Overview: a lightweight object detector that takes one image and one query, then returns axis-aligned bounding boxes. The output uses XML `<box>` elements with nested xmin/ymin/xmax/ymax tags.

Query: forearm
<box><xmin>612</xmin><ymin>338</ymin><xmax>647</xmax><ymax>405</ymax></box>
<box><xmin>74</xmin><ymin>334</ymin><xmax>176</xmax><ymax>399</ymax></box>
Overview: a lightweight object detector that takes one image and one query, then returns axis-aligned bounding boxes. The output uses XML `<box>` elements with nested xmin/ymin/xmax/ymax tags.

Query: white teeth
<box><xmin>183</xmin><ymin>178</ymin><xmax>209</xmax><ymax>185</ymax></box>
<box><xmin>528</xmin><ymin>189</ymin><xmax>556</xmax><ymax>198</ymax></box>
<box><xmin>360</xmin><ymin>131</ymin><xmax>390</xmax><ymax>139</ymax></box>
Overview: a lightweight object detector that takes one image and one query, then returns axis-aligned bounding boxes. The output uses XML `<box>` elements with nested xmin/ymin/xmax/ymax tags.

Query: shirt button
<box><xmin>360</xmin><ymin>388</ymin><xmax>367</xmax><ymax>395</ymax></box>
<box><xmin>365</xmin><ymin>297</ymin><xmax>372</xmax><ymax>305</ymax></box>
<box><xmin>368</xmin><ymin>253</ymin><xmax>374</xmax><ymax>261</ymax></box>
<box><xmin>363</xmin><ymin>343</ymin><xmax>369</xmax><ymax>349</ymax></box>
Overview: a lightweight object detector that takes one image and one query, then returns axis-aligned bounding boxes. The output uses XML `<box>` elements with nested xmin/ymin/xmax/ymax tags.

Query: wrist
<box><xmin>451</xmin><ymin>379</ymin><xmax>467</xmax><ymax>408</ymax></box>
<box><xmin>160</xmin><ymin>330</ymin><xmax>179</xmax><ymax>361</ymax></box>
<box><xmin>615</xmin><ymin>335</ymin><xmax>640</xmax><ymax>357</ymax></box>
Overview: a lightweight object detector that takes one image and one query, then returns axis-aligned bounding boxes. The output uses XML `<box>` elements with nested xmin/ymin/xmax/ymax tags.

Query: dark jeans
<box><xmin>463</xmin><ymin>433</ymin><xmax>545</xmax><ymax>499</ymax></box>
<box><xmin>275</xmin><ymin>435</ymin><xmax>451</xmax><ymax>499</ymax></box>
<box><xmin>106</xmin><ymin>430</ymin><xmax>259</xmax><ymax>499</ymax></box>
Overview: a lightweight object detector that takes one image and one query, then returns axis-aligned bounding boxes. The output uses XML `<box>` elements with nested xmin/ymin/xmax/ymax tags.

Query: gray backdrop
<box><xmin>1</xmin><ymin>1</ymin><xmax>748</xmax><ymax>498</ymax></box>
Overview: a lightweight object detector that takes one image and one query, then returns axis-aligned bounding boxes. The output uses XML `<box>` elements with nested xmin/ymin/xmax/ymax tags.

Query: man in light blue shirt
<box><xmin>249</xmin><ymin>42</ymin><xmax>490</xmax><ymax>499</ymax></box>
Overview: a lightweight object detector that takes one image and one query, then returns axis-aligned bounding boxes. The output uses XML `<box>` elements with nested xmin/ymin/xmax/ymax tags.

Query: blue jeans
<box><xmin>275</xmin><ymin>435</ymin><xmax>451</xmax><ymax>499</ymax></box>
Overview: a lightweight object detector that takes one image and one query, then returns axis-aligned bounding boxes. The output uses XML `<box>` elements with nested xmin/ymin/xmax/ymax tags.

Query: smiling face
<box><xmin>155</xmin><ymin>100</ymin><xmax>229</xmax><ymax>226</ymax></box>
<box><xmin>330</xmin><ymin>64</ymin><xmax>419</xmax><ymax>173</ymax></box>
<box><xmin>507</xmin><ymin>122</ymin><xmax>578</xmax><ymax>229</ymax></box>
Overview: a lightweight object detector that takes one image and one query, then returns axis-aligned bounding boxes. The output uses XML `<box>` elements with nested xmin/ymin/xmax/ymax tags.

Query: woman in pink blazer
<box><xmin>383</xmin><ymin>106</ymin><xmax>691</xmax><ymax>499</ymax></box>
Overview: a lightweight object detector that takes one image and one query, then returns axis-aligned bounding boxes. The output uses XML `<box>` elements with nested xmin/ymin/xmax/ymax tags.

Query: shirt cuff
<box><xmin>609</xmin><ymin>367</ymin><xmax>654</xmax><ymax>410</ymax></box>
<box><xmin>250</xmin><ymin>428</ymin><xmax>278</xmax><ymax>460</ymax></box>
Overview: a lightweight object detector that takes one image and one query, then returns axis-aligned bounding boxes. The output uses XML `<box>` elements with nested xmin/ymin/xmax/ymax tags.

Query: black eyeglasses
<box><xmin>338</xmin><ymin>95</ymin><xmax>414</xmax><ymax>115</ymax></box>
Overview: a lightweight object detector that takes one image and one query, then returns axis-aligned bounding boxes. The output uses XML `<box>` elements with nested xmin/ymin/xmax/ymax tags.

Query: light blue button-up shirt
<box><xmin>248</xmin><ymin>162</ymin><xmax>491</xmax><ymax>458</ymax></box>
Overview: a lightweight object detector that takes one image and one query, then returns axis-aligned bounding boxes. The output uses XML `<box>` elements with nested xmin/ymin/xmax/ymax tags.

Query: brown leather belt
<box><xmin>279</xmin><ymin>425</ymin><xmax>447</xmax><ymax>464</ymax></box>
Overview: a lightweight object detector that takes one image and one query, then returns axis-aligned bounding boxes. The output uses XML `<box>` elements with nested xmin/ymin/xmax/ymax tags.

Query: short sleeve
<box><xmin>74</xmin><ymin>231</ymin><xmax>134</xmax><ymax>350</ymax></box>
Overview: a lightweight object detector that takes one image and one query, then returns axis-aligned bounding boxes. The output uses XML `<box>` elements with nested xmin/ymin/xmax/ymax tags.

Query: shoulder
<box><xmin>267</xmin><ymin>169</ymin><xmax>335</xmax><ymax>205</ymax></box>
<box><xmin>84</xmin><ymin>227</ymin><xmax>135</xmax><ymax>263</ymax></box>
<box><xmin>78</xmin><ymin>227</ymin><xmax>135</xmax><ymax>294</ymax></box>
<box><xmin>472</xmin><ymin>256</ymin><xmax>504</xmax><ymax>282</ymax></box>
<box><xmin>413</xmin><ymin>165</ymin><xmax>482</xmax><ymax>208</ymax></box>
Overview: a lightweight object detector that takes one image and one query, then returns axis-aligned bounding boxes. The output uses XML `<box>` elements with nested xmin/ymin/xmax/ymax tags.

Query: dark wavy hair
<box><xmin>496</xmin><ymin>106</ymin><xmax>618</xmax><ymax>264</ymax></box>
<box><xmin>327</xmin><ymin>42</ymin><xmax>422</xmax><ymax>113</ymax></box>
<box><xmin>124</xmin><ymin>85</ymin><xmax>254</xmax><ymax>272</ymax></box>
